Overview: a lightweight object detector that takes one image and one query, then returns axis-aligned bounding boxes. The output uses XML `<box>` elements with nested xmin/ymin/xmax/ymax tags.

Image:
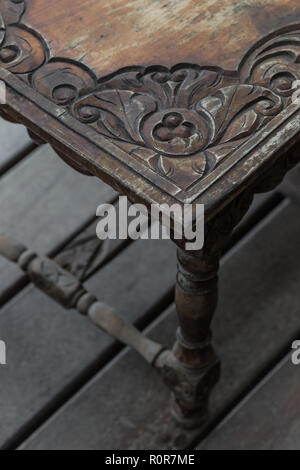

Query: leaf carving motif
<box><xmin>71</xmin><ymin>75</ymin><xmax>286</xmax><ymax>189</ymax></box>
<box><xmin>1</xmin><ymin>1</ymin><xmax>300</xmax><ymax>191</ymax></box>
<box><xmin>0</xmin><ymin>1</ymin><xmax>46</xmax><ymax>74</ymax></box>
<box><xmin>0</xmin><ymin>0</ymin><xmax>25</xmax><ymax>26</ymax></box>
<box><xmin>74</xmin><ymin>89</ymin><xmax>157</xmax><ymax>144</ymax></box>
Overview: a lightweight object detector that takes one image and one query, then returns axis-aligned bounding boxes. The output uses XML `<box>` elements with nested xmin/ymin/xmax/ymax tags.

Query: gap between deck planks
<box><xmin>0</xmin><ymin>120</ymin><xmax>35</xmax><ymax>176</ymax></box>
<box><xmin>0</xmin><ymin>119</ymin><xmax>299</xmax><ymax>450</ymax></box>
<box><xmin>198</xmin><ymin>353</ymin><xmax>300</xmax><ymax>450</ymax></box>
<box><xmin>0</xmin><ymin>117</ymin><xmax>285</xmax><ymax>449</ymax></box>
<box><xmin>18</xmin><ymin>198</ymin><xmax>300</xmax><ymax>450</ymax></box>
<box><xmin>0</xmin><ymin>192</ymin><xmax>284</xmax><ymax>449</ymax></box>
<box><xmin>0</xmin><ymin>237</ymin><xmax>177</xmax><ymax>449</ymax></box>
<box><xmin>0</xmin><ymin>143</ymin><xmax>116</xmax><ymax>306</ymax></box>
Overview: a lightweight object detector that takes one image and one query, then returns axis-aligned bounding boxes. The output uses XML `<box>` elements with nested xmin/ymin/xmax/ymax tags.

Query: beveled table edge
<box><xmin>1</xmin><ymin>0</ymin><xmax>300</xmax><ymax>222</ymax></box>
<box><xmin>1</xmin><ymin>66</ymin><xmax>300</xmax><ymax>223</ymax></box>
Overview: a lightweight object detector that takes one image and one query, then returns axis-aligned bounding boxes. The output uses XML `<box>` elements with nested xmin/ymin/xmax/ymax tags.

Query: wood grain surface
<box><xmin>199</xmin><ymin>356</ymin><xmax>300</xmax><ymax>450</ymax></box>
<box><xmin>1</xmin><ymin>0</ymin><xmax>300</xmax><ymax>215</ymax></box>
<box><xmin>0</xmin><ymin>116</ymin><xmax>299</xmax><ymax>450</ymax></box>
<box><xmin>23</xmin><ymin>0</ymin><xmax>300</xmax><ymax>76</ymax></box>
<box><xmin>20</xmin><ymin>200</ymin><xmax>300</xmax><ymax>450</ymax></box>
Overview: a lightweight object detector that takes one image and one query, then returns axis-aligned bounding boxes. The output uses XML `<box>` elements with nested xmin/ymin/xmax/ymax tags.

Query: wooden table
<box><xmin>0</xmin><ymin>0</ymin><xmax>300</xmax><ymax>428</ymax></box>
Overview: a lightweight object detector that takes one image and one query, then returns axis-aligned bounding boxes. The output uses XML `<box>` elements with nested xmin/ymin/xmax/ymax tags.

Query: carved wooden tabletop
<box><xmin>1</xmin><ymin>0</ymin><xmax>300</xmax><ymax>433</ymax></box>
<box><xmin>1</xmin><ymin>0</ymin><xmax>300</xmax><ymax>219</ymax></box>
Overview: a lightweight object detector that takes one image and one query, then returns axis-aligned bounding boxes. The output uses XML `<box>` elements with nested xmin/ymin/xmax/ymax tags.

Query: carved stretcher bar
<box><xmin>0</xmin><ymin>0</ymin><xmax>300</xmax><ymax>427</ymax></box>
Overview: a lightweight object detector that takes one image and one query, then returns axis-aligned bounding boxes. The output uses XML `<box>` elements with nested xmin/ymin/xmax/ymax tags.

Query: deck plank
<box><xmin>20</xmin><ymin>200</ymin><xmax>300</xmax><ymax>450</ymax></box>
<box><xmin>280</xmin><ymin>165</ymin><xmax>300</xmax><ymax>207</ymax></box>
<box><xmin>0</xmin><ymin>118</ymin><xmax>285</xmax><ymax>449</ymax></box>
<box><xmin>0</xmin><ymin>191</ymin><xmax>280</xmax><ymax>449</ymax></box>
<box><xmin>0</xmin><ymin>121</ymin><xmax>33</xmax><ymax>174</ymax></box>
<box><xmin>0</xmin><ymin>238</ymin><xmax>176</xmax><ymax>449</ymax></box>
<box><xmin>0</xmin><ymin>144</ymin><xmax>115</xmax><ymax>303</ymax></box>
<box><xmin>198</xmin><ymin>354</ymin><xmax>300</xmax><ymax>450</ymax></box>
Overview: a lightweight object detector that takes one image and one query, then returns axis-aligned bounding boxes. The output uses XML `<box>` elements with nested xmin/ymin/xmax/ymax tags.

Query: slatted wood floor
<box><xmin>0</xmin><ymin>119</ymin><xmax>299</xmax><ymax>450</ymax></box>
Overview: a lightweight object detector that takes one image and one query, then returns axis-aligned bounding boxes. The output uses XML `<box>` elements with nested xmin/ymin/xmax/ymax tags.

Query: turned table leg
<box><xmin>169</xmin><ymin>247</ymin><xmax>221</xmax><ymax>427</ymax></box>
<box><xmin>156</xmin><ymin>191</ymin><xmax>255</xmax><ymax>428</ymax></box>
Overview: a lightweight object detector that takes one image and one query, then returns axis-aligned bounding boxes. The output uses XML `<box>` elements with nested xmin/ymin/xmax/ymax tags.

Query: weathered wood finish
<box><xmin>0</xmin><ymin>237</ymin><xmax>176</xmax><ymax>449</ymax></box>
<box><xmin>21</xmin><ymin>0</ymin><xmax>300</xmax><ymax>75</ymax></box>
<box><xmin>0</xmin><ymin>233</ymin><xmax>167</xmax><ymax>367</ymax></box>
<box><xmin>169</xmin><ymin>139</ymin><xmax>299</xmax><ymax>424</ymax></box>
<box><xmin>1</xmin><ymin>0</ymin><xmax>300</xmax><ymax>428</ymax></box>
<box><xmin>199</xmin><ymin>355</ymin><xmax>300</xmax><ymax>450</ymax></box>
<box><xmin>0</xmin><ymin>144</ymin><xmax>115</xmax><ymax>305</ymax></box>
<box><xmin>0</xmin><ymin>185</ymin><xmax>278</xmax><ymax>448</ymax></box>
<box><xmin>0</xmin><ymin>0</ymin><xmax>300</xmax><ymax>215</ymax></box>
<box><xmin>19</xmin><ymin>200</ymin><xmax>300</xmax><ymax>450</ymax></box>
<box><xmin>169</xmin><ymin>247</ymin><xmax>221</xmax><ymax>426</ymax></box>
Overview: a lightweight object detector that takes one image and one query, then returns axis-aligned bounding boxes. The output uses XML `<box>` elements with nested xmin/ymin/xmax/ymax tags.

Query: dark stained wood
<box><xmin>169</xmin><ymin>187</ymin><xmax>257</xmax><ymax>425</ymax></box>
<box><xmin>199</xmin><ymin>355</ymin><xmax>300</xmax><ymax>450</ymax></box>
<box><xmin>1</xmin><ymin>0</ymin><xmax>300</xmax><ymax>432</ymax></box>
<box><xmin>19</xmin><ymin>200</ymin><xmax>300</xmax><ymax>450</ymax></box>
<box><xmin>0</xmin><ymin>0</ymin><xmax>300</xmax><ymax>218</ymax></box>
<box><xmin>170</xmin><ymin>247</ymin><xmax>221</xmax><ymax>426</ymax></box>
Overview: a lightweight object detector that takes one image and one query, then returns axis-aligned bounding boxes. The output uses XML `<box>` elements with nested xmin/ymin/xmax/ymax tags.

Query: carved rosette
<box><xmin>0</xmin><ymin>1</ymin><xmax>300</xmax><ymax>190</ymax></box>
<box><xmin>31</xmin><ymin>60</ymin><xmax>97</xmax><ymax>105</ymax></box>
<box><xmin>0</xmin><ymin>0</ymin><xmax>47</xmax><ymax>74</ymax></box>
<box><xmin>0</xmin><ymin>0</ymin><xmax>97</xmax><ymax>98</ymax></box>
<box><xmin>69</xmin><ymin>26</ymin><xmax>300</xmax><ymax>190</ymax></box>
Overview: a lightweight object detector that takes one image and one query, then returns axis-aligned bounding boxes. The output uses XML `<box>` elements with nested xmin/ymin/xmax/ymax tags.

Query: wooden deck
<box><xmin>0</xmin><ymin>119</ymin><xmax>299</xmax><ymax>450</ymax></box>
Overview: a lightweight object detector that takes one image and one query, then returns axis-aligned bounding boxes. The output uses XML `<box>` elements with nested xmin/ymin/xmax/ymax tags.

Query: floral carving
<box><xmin>0</xmin><ymin>1</ymin><xmax>47</xmax><ymax>74</ymax></box>
<box><xmin>0</xmin><ymin>1</ymin><xmax>300</xmax><ymax>191</ymax></box>
<box><xmin>71</xmin><ymin>69</ymin><xmax>286</xmax><ymax>189</ymax></box>
<box><xmin>0</xmin><ymin>0</ymin><xmax>25</xmax><ymax>27</ymax></box>
<box><xmin>31</xmin><ymin>59</ymin><xmax>97</xmax><ymax>105</ymax></box>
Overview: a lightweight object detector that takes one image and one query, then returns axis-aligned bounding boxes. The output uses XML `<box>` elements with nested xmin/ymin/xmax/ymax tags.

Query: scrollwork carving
<box><xmin>69</xmin><ymin>24</ymin><xmax>300</xmax><ymax>189</ymax></box>
<box><xmin>0</xmin><ymin>24</ymin><xmax>46</xmax><ymax>73</ymax></box>
<box><xmin>31</xmin><ymin>59</ymin><xmax>97</xmax><ymax>105</ymax></box>
<box><xmin>0</xmin><ymin>1</ymin><xmax>46</xmax><ymax>74</ymax></box>
<box><xmin>71</xmin><ymin>69</ymin><xmax>285</xmax><ymax>189</ymax></box>
<box><xmin>0</xmin><ymin>1</ymin><xmax>299</xmax><ymax>191</ymax></box>
<box><xmin>239</xmin><ymin>25</ymin><xmax>300</xmax><ymax>95</ymax></box>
